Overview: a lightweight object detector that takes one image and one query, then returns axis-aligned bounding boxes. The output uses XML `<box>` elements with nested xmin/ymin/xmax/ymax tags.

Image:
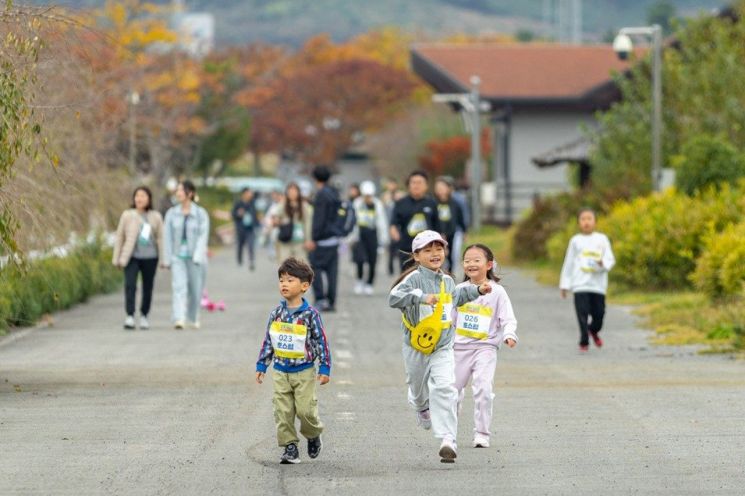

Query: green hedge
<box><xmin>0</xmin><ymin>242</ymin><xmax>121</xmax><ymax>332</ymax></box>
<box><xmin>692</xmin><ymin>221</ymin><xmax>745</xmax><ymax>299</ymax></box>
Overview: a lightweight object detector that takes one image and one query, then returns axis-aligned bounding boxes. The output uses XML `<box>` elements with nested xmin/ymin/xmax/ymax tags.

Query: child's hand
<box><xmin>423</xmin><ymin>294</ymin><xmax>439</xmax><ymax>306</ymax></box>
<box><xmin>478</xmin><ymin>282</ymin><xmax>492</xmax><ymax>295</ymax></box>
<box><xmin>560</xmin><ymin>289</ymin><xmax>568</xmax><ymax>299</ymax></box>
<box><xmin>505</xmin><ymin>338</ymin><xmax>517</xmax><ymax>348</ymax></box>
<box><xmin>318</xmin><ymin>374</ymin><xmax>330</xmax><ymax>385</ymax></box>
<box><xmin>255</xmin><ymin>371</ymin><xmax>265</xmax><ymax>384</ymax></box>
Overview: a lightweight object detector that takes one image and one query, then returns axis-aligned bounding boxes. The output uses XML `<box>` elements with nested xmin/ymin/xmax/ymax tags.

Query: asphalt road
<box><xmin>2</xmin><ymin>248</ymin><xmax>744</xmax><ymax>495</ymax></box>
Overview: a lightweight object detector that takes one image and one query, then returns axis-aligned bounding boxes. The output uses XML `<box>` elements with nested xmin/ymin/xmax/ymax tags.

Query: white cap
<box><xmin>411</xmin><ymin>230</ymin><xmax>448</xmax><ymax>252</ymax></box>
<box><xmin>360</xmin><ymin>181</ymin><xmax>376</xmax><ymax>196</ymax></box>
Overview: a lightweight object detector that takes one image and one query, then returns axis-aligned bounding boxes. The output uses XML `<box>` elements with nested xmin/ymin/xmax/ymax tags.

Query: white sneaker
<box><xmin>353</xmin><ymin>281</ymin><xmax>364</xmax><ymax>295</ymax></box>
<box><xmin>363</xmin><ymin>284</ymin><xmax>374</xmax><ymax>295</ymax></box>
<box><xmin>174</xmin><ymin>320</ymin><xmax>185</xmax><ymax>330</ymax></box>
<box><xmin>473</xmin><ymin>434</ymin><xmax>490</xmax><ymax>448</ymax></box>
<box><xmin>190</xmin><ymin>321</ymin><xmax>201</xmax><ymax>330</ymax></box>
<box><xmin>416</xmin><ymin>409</ymin><xmax>432</xmax><ymax>430</ymax></box>
<box><xmin>439</xmin><ymin>437</ymin><xmax>457</xmax><ymax>463</ymax></box>
<box><xmin>124</xmin><ymin>315</ymin><xmax>135</xmax><ymax>330</ymax></box>
<box><xmin>139</xmin><ymin>316</ymin><xmax>150</xmax><ymax>330</ymax></box>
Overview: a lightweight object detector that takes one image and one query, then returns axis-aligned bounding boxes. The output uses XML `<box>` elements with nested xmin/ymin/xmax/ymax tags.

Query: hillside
<box><xmin>33</xmin><ymin>0</ymin><xmax>723</xmax><ymax>45</ymax></box>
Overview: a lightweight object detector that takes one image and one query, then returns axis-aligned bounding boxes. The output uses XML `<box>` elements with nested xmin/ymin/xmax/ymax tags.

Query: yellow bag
<box><xmin>403</xmin><ymin>281</ymin><xmax>449</xmax><ymax>355</ymax></box>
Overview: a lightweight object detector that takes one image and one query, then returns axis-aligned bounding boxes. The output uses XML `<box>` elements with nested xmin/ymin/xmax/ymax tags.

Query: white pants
<box><xmin>171</xmin><ymin>257</ymin><xmax>204</xmax><ymax>323</ymax></box>
<box><xmin>402</xmin><ymin>345</ymin><xmax>458</xmax><ymax>441</ymax></box>
<box><xmin>454</xmin><ymin>346</ymin><xmax>498</xmax><ymax>438</ymax></box>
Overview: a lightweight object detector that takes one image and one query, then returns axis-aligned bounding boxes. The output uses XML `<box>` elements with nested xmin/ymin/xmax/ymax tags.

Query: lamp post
<box><xmin>613</xmin><ymin>24</ymin><xmax>663</xmax><ymax>191</ymax></box>
<box><xmin>432</xmin><ymin>76</ymin><xmax>490</xmax><ymax>231</ymax></box>
<box><xmin>128</xmin><ymin>90</ymin><xmax>140</xmax><ymax>177</ymax></box>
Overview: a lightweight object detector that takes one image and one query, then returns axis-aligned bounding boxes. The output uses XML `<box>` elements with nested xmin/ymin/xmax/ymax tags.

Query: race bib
<box><xmin>242</xmin><ymin>213</ymin><xmax>253</xmax><ymax>227</ymax></box>
<box><xmin>407</xmin><ymin>213</ymin><xmax>428</xmax><ymax>237</ymax></box>
<box><xmin>357</xmin><ymin>208</ymin><xmax>375</xmax><ymax>228</ymax></box>
<box><xmin>138</xmin><ymin>222</ymin><xmax>152</xmax><ymax>246</ymax></box>
<box><xmin>177</xmin><ymin>239</ymin><xmax>190</xmax><ymax>259</ymax></box>
<box><xmin>456</xmin><ymin>303</ymin><xmax>494</xmax><ymax>340</ymax></box>
<box><xmin>270</xmin><ymin>321</ymin><xmax>308</xmax><ymax>359</ymax></box>
<box><xmin>438</xmin><ymin>204</ymin><xmax>452</xmax><ymax>222</ymax></box>
<box><xmin>580</xmin><ymin>249</ymin><xmax>602</xmax><ymax>273</ymax></box>
<box><xmin>292</xmin><ymin>222</ymin><xmax>305</xmax><ymax>243</ymax></box>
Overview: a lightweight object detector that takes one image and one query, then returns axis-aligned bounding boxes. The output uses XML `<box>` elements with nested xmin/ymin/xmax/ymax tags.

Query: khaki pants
<box><xmin>272</xmin><ymin>367</ymin><xmax>323</xmax><ymax>446</ymax></box>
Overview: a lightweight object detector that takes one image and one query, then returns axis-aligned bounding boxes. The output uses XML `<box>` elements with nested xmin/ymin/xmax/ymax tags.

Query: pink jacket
<box><xmin>452</xmin><ymin>280</ymin><xmax>518</xmax><ymax>349</ymax></box>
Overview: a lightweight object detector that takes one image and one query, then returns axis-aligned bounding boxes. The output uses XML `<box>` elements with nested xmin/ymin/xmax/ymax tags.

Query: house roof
<box><xmin>532</xmin><ymin>136</ymin><xmax>591</xmax><ymax>167</ymax></box>
<box><xmin>411</xmin><ymin>43</ymin><xmax>646</xmax><ymax>110</ymax></box>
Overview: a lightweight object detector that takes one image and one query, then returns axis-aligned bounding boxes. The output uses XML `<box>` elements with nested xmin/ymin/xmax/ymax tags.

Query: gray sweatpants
<box><xmin>402</xmin><ymin>344</ymin><xmax>458</xmax><ymax>441</ymax></box>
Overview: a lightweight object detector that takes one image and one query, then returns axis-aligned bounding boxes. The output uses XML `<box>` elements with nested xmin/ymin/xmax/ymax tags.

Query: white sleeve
<box><xmin>601</xmin><ymin>234</ymin><xmax>616</xmax><ymax>272</ymax></box>
<box><xmin>559</xmin><ymin>236</ymin><xmax>576</xmax><ymax>290</ymax></box>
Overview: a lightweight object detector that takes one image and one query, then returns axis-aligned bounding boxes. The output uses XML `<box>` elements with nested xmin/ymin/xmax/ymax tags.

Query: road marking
<box><xmin>336</xmin><ymin>379</ymin><xmax>354</xmax><ymax>386</ymax></box>
<box><xmin>336</xmin><ymin>361</ymin><xmax>351</xmax><ymax>369</ymax></box>
<box><xmin>335</xmin><ymin>349</ymin><xmax>353</xmax><ymax>359</ymax></box>
<box><xmin>335</xmin><ymin>411</ymin><xmax>356</xmax><ymax>421</ymax></box>
<box><xmin>336</xmin><ymin>392</ymin><xmax>352</xmax><ymax>400</ymax></box>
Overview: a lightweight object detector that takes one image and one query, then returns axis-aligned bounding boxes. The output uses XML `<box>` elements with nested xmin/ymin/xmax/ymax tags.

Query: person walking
<box><xmin>388</xmin><ymin>230</ymin><xmax>491</xmax><ymax>463</ymax></box>
<box><xmin>453</xmin><ymin>244</ymin><xmax>517</xmax><ymax>449</ymax></box>
<box><xmin>381</xmin><ymin>178</ymin><xmax>401</xmax><ymax>276</ymax></box>
<box><xmin>559</xmin><ymin>208</ymin><xmax>616</xmax><ymax>352</ymax></box>
<box><xmin>232</xmin><ymin>187</ymin><xmax>259</xmax><ymax>271</ymax></box>
<box><xmin>112</xmin><ymin>186</ymin><xmax>164</xmax><ymax>330</ymax></box>
<box><xmin>272</xmin><ymin>182</ymin><xmax>314</xmax><ymax>262</ymax></box>
<box><xmin>390</xmin><ymin>170</ymin><xmax>440</xmax><ymax>272</ymax></box>
<box><xmin>308</xmin><ymin>166</ymin><xmax>342</xmax><ymax>312</ymax></box>
<box><xmin>434</xmin><ymin>176</ymin><xmax>467</xmax><ymax>272</ymax></box>
<box><xmin>351</xmin><ymin>181</ymin><xmax>389</xmax><ymax>295</ymax></box>
<box><xmin>163</xmin><ymin>180</ymin><xmax>210</xmax><ymax>330</ymax></box>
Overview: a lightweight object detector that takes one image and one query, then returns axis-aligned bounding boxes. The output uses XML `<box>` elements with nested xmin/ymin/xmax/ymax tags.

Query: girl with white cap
<box><xmin>352</xmin><ymin>181</ymin><xmax>389</xmax><ymax>295</ymax></box>
<box><xmin>388</xmin><ymin>230</ymin><xmax>491</xmax><ymax>463</ymax></box>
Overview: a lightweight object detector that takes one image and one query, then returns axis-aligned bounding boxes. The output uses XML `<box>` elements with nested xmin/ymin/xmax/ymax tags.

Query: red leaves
<box><xmin>418</xmin><ymin>129</ymin><xmax>491</xmax><ymax>180</ymax></box>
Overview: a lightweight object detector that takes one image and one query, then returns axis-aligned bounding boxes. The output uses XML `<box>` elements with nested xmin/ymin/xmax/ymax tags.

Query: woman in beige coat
<box><xmin>271</xmin><ymin>182</ymin><xmax>313</xmax><ymax>262</ymax></box>
<box><xmin>112</xmin><ymin>186</ymin><xmax>165</xmax><ymax>330</ymax></box>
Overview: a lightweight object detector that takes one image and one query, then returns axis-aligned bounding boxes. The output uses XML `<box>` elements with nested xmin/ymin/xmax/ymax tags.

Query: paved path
<box><xmin>1</xmin><ymin>249</ymin><xmax>744</xmax><ymax>495</ymax></box>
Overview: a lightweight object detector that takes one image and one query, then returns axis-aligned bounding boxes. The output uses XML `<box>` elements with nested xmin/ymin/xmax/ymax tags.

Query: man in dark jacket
<box><xmin>434</xmin><ymin>176</ymin><xmax>467</xmax><ymax>272</ymax></box>
<box><xmin>232</xmin><ymin>187</ymin><xmax>259</xmax><ymax>270</ymax></box>
<box><xmin>389</xmin><ymin>170</ymin><xmax>440</xmax><ymax>271</ymax></box>
<box><xmin>308</xmin><ymin>166</ymin><xmax>341</xmax><ymax>312</ymax></box>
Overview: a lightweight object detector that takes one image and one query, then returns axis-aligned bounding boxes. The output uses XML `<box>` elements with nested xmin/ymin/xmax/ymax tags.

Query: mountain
<box><xmin>32</xmin><ymin>0</ymin><xmax>724</xmax><ymax>46</ymax></box>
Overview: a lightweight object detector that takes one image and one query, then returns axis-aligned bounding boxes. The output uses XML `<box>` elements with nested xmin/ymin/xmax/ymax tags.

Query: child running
<box><xmin>453</xmin><ymin>244</ymin><xmax>517</xmax><ymax>449</ymax></box>
<box><xmin>559</xmin><ymin>208</ymin><xmax>616</xmax><ymax>352</ymax></box>
<box><xmin>388</xmin><ymin>230</ymin><xmax>491</xmax><ymax>463</ymax></box>
<box><xmin>256</xmin><ymin>258</ymin><xmax>332</xmax><ymax>464</ymax></box>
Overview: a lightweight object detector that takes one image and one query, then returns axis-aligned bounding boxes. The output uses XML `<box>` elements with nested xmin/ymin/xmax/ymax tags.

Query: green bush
<box><xmin>0</xmin><ymin>242</ymin><xmax>121</xmax><ymax>332</ymax></box>
<box><xmin>599</xmin><ymin>182</ymin><xmax>745</xmax><ymax>289</ymax></box>
<box><xmin>692</xmin><ymin>221</ymin><xmax>745</xmax><ymax>299</ymax></box>
<box><xmin>673</xmin><ymin>134</ymin><xmax>745</xmax><ymax>195</ymax></box>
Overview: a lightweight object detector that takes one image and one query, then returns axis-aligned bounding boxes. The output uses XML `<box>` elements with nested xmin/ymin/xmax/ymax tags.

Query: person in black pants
<box><xmin>232</xmin><ymin>187</ymin><xmax>259</xmax><ymax>271</ymax></box>
<box><xmin>352</xmin><ymin>181</ymin><xmax>389</xmax><ymax>295</ymax></box>
<box><xmin>434</xmin><ymin>177</ymin><xmax>466</xmax><ymax>272</ymax></box>
<box><xmin>389</xmin><ymin>170</ymin><xmax>440</xmax><ymax>271</ymax></box>
<box><xmin>308</xmin><ymin>166</ymin><xmax>341</xmax><ymax>312</ymax></box>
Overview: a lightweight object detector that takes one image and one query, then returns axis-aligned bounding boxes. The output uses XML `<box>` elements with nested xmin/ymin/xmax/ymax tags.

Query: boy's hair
<box><xmin>407</xmin><ymin>170</ymin><xmax>429</xmax><ymax>185</ymax></box>
<box><xmin>312</xmin><ymin>165</ymin><xmax>332</xmax><ymax>183</ymax></box>
<box><xmin>577</xmin><ymin>207</ymin><xmax>596</xmax><ymax>220</ymax></box>
<box><xmin>461</xmin><ymin>243</ymin><xmax>501</xmax><ymax>283</ymax></box>
<box><xmin>277</xmin><ymin>257</ymin><xmax>314</xmax><ymax>284</ymax></box>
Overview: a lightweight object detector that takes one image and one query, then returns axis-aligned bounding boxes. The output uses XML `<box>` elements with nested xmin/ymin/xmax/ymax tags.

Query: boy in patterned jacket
<box><xmin>256</xmin><ymin>257</ymin><xmax>332</xmax><ymax>464</ymax></box>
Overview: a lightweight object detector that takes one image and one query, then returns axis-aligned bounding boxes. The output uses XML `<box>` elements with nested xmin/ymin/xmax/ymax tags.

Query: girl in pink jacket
<box><xmin>453</xmin><ymin>244</ymin><xmax>518</xmax><ymax>448</ymax></box>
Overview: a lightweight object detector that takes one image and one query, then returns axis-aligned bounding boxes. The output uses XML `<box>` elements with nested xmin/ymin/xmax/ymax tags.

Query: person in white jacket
<box><xmin>351</xmin><ymin>181</ymin><xmax>389</xmax><ymax>295</ymax></box>
<box><xmin>559</xmin><ymin>208</ymin><xmax>615</xmax><ymax>352</ymax></box>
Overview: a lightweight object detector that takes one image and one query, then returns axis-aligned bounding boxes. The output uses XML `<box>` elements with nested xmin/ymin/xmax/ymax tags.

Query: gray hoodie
<box><xmin>389</xmin><ymin>265</ymin><xmax>481</xmax><ymax>352</ymax></box>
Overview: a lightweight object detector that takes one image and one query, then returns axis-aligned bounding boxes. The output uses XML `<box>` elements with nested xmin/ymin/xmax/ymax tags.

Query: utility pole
<box><xmin>128</xmin><ymin>91</ymin><xmax>140</xmax><ymax>177</ymax></box>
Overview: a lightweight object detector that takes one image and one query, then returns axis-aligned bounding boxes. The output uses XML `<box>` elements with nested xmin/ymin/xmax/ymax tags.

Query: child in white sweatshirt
<box><xmin>559</xmin><ymin>208</ymin><xmax>615</xmax><ymax>352</ymax></box>
<box><xmin>453</xmin><ymin>244</ymin><xmax>517</xmax><ymax>449</ymax></box>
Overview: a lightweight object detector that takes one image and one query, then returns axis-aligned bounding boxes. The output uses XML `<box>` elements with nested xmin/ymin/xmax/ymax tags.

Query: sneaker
<box><xmin>363</xmin><ymin>284</ymin><xmax>374</xmax><ymax>296</ymax></box>
<box><xmin>579</xmin><ymin>344</ymin><xmax>589</xmax><ymax>353</ymax></box>
<box><xmin>473</xmin><ymin>434</ymin><xmax>490</xmax><ymax>448</ymax></box>
<box><xmin>249</xmin><ymin>262</ymin><xmax>255</xmax><ymax>272</ymax></box>
<box><xmin>590</xmin><ymin>331</ymin><xmax>603</xmax><ymax>348</ymax></box>
<box><xmin>174</xmin><ymin>320</ymin><xmax>185</xmax><ymax>330</ymax></box>
<box><xmin>416</xmin><ymin>409</ymin><xmax>432</xmax><ymax>430</ymax></box>
<box><xmin>354</xmin><ymin>281</ymin><xmax>364</xmax><ymax>295</ymax></box>
<box><xmin>307</xmin><ymin>436</ymin><xmax>322</xmax><ymax>459</ymax></box>
<box><xmin>280</xmin><ymin>443</ymin><xmax>300</xmax><ymax>464</ymax></box>
<box><xmin>123</xmin><ymin>315</ymin><xmax>135</xmax><ymax>330</ymax></box>
<box><xmin>439</xmin><ymin>437</ymin><xmax>457</xmax><ymax>463</ymax></box>
<box><xmin>190</xmin><ymin>321</ymin><xmax>201</xmax><ymax>330</ymax></box>
<box><xmin>139</xmin><ymin>315</ymin><xmax>150</xmax><ymax>330</ymax></box>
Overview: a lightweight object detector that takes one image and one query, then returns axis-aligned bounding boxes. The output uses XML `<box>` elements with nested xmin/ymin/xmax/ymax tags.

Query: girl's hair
<box><xmin>130</xmin><ymin>186</ymin><xmax>153</xmax><ymax>211</ymax></box>
<box><xmin>180</xmin><ymin>180</ymin><xmax>197</xmax><ymax>201</ymax></box>
<box><xmin>390</xmin><ymin>241</ymin><xmax>449</xmax><ymax>289</ymax></box>
<box><xmin>462</xmin><ymin>243</ymin><xmax>501</xmax><ymax>283</ymax></box>
<box><xmin>284</xmin><ymin>182</ymin><xmax>303</xmax><ymax>220</ymax></box>
<box><xmin>577</xmin><ymin>207</ymin><xmax>596</xmax><ymax>220</ymax></box>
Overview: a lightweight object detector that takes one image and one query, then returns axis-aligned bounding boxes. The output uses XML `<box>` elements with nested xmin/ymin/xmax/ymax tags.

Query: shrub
<box><xmin>673</xmin><ymin>134</ymin><xmax>745</xmax><ymax>195</ymax></box>
<box><xmin>0</xmin><ymin>242</ymin><xmax>121</xmax><ymax>332</ymax></box>
<box><xmin>692</xmin><ymin>221</ymin><xmax>745</xmax><ymax>299</ymax></box>
<box><xmin>599</xmin><ymin>183</ymin><xmax>745</xmax><ymax>289</ymax></box>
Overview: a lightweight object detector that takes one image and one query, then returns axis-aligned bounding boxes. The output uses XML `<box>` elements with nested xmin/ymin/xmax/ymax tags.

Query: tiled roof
<box><xmin>412</xmin><ymin>43</ymin><xmax>645</xmax><ymax>106</ymax></box>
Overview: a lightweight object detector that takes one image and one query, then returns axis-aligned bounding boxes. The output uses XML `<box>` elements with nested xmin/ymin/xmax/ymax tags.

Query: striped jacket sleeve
<box><xmin>308</xmin><ymin>308</ymin><xmax>332</xmax><ymax>376</ymax></box>
<box><xmin>256</xmin><ymin>310</ymin><xmax>277</xmax><ymax>373</ymax></box>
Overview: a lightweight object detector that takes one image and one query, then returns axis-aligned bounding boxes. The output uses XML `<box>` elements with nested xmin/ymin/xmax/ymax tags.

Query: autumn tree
<box><xmin>418</xmin><ymin>129</ymin><xmax>491</xmax><ymax>180</ymax></box>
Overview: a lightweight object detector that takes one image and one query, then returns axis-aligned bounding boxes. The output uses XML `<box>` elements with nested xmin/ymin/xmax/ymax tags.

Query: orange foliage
<box><xmin>418</xmin><ymin>129</ymin><xmax>491</xmax><ymax>180</ymax></box>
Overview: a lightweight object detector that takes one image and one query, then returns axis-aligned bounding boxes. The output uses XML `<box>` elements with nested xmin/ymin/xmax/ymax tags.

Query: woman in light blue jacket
<box><xmin>163</xmin><ymin>180</ymin><xmax>210</xmax><ymax>329</ymax></box>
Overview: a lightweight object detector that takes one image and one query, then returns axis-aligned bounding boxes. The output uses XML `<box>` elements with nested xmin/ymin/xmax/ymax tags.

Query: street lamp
<box><xmin>613</xmin><ymin>24</ymin><xmax>663</xmax><ymax>191</ymax></box>
<box><xmin>128</xmin><ymin>90</ymin><xmax>140</xmax><ymax>177</ymax></box>
<box><xmin>432</xmin><ymin>75</ymin><xmax>490</xmax><ymax>231</ymax></box>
